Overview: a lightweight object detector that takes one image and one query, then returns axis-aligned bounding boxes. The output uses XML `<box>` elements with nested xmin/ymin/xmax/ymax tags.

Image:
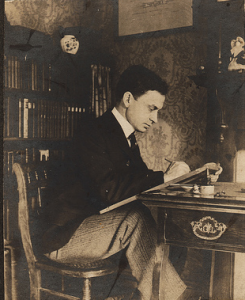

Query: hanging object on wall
<box><xmin>60</xmin><ymin>35</ymin><xmax>79</xmax><ymax>55</ymax></box>
<box><xmin>228</xmin><ymin>36</ymin><xmax>245</xmax><ymax>71</ymax></box>
<box><xmin>9</xmin><ymin>29</ymin><xmax>42</xmax><ymax>52</ymax></box>
<box><xmin>216</xmin><ymin>89</ymin><xmax>228</xmax><ymax>144</ymax></box>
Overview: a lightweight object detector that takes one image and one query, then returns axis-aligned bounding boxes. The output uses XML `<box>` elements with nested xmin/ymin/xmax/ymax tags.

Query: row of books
<box><xmin>4</xmin><ymin>61</ymin><xmax>112</xmax><ymax>139</ymax></box>
<box><xmin>3</xmin><ymin>148</ymin><xmax>66</xmax><ymax>177</ymax></box>
<box><xmin>4</xmin><ymin>97</ymin><xmax>85</xmax><ymax>139</ymax></box>
<box><xmin>4</xmin><ymin>55</ymin><xmax>52</xmax><ymax>92</ymax></box>
<box><xmin>91</xmin><ymin>64</ymin><xmax>111</xmax><ymax>118</ymax></box>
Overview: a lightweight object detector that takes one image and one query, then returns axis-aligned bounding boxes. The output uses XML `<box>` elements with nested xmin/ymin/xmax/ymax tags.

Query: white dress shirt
<box><xmin>111</xmin><ymin>107</ymin><xmax>135</xmax><ymax>146</ymax></box>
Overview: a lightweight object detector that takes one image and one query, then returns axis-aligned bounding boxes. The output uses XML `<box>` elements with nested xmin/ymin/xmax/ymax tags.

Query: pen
<box><xmin>165</xmin><ymin>158</ymin><xmax>175</xmax><ymax>174</ymax></box>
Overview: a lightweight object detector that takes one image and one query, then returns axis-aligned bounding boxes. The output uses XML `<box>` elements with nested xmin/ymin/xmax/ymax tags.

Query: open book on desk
<box><xmin>99</xmin><ymin>165</ymin><xmax>219</xmax><ymax>214</ymax></box>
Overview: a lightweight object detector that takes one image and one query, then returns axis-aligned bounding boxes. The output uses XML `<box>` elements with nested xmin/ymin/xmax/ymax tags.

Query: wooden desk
<box><xmin>138</xmin><ymin>182</ymin><xmax>245</xmax><ymax>300</ymax></box>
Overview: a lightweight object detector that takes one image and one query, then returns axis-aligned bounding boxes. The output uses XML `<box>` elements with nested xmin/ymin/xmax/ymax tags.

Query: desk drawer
<box><xmin>161</xmin><ymin>208</ymin><xmax>245</xmax><ymax>252</ymax></box>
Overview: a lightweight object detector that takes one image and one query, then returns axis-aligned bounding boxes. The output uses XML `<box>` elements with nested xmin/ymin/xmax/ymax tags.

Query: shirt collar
<box><xmin>112</xmin><ymin>107</ymin><xmax>135</xmax><ymax>139</ymax></box>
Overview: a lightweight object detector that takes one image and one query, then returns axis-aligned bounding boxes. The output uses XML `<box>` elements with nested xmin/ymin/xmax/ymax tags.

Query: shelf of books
<box><xmin>4</xmin><ymin>56</ymin><xmax>112</xmax><ymax>140</ymax></box>
<box><xmin>3</xmin><ymin>55</ymin><xmax>112</xmax><ymax>240</ymax></box>
<box><xmin>4</xmin><ymin>54</ymin><xmax>52</xmax><ymax>92</ymax></box>
<box><xmin>3</xmin><ymin>56</ymin><xmax>112</xmax><ymax>206</ymax></box>
<box><xmin>4</xmin><ymin>95</ymin><xmax>85</xmax><ymax>140</ymax></box>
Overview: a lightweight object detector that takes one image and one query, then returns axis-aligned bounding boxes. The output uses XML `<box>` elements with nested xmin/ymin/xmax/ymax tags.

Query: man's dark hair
<box><xmin>115</xmin><ymin>65</ymin><xmax>168</xmax><ymax>103</ymax></box>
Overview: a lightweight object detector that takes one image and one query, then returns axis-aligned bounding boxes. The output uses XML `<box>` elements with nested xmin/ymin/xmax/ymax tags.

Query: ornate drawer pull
<box><xmin>191</xmin><ymin>216</ymin><xmax>227</xmax><ymax>240</ymax></box>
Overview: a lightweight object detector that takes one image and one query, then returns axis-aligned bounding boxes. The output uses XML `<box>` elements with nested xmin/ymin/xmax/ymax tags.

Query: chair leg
<box><xmin>29</xmin><ymin>268</ymin><xmax>41</xmax><ymax>300</ymax></box>
<box><xmin>82</xmin><ymin>278</ymin><xmax>92</xmax><ymax>300</ymax></box>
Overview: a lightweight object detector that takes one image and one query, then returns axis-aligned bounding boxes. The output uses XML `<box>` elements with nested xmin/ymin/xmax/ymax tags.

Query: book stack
<box><xmin>4</xmin><ymin>55</ymin><xmax>51</xmax><ymax>92</ymax></box>
<box><xmin>91</xmin><ymin>64</ymin><xmax>111</xmax><ymax>118</ymax></box>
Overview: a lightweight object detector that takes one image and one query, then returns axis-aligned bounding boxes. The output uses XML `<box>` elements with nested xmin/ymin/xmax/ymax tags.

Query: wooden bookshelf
<box><xmin>3</xmin><ymin>53</ymin><xmax>112</xmax><ymax>245</ymax></box>
<box><xmin>3</xmin><ymin>53</ymin><xmax>112</xmax><ymax>215</ymax></box>
<box><xmin>3</xmin><ymin>55</ymin><xmax>112</xmax><ymax>244</ymax></box>
<box><xmin>4</xmin><ymin>59</ymin><xmax>112</xmax><ymax>140</ymax></box>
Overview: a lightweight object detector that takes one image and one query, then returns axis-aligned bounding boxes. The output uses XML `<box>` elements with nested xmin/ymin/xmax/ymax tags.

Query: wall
<box><xmin>110</xmin><ymin>32</ymin><xmax>207</xmax><ymax>171</ymax></box>
<box><xmin>97</xmin><ymin>0</ymin><xmax>208</xmax><ymax>172</ymax></box>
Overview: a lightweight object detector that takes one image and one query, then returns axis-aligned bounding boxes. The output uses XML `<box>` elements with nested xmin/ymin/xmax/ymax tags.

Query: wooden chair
<box><xmin>13</xmin><ymin>162</ymin><xmax>119</xmax><ymax>300</ymax></box>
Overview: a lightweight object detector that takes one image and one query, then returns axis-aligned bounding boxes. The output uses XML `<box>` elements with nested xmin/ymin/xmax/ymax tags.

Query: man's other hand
<box><xmin>164</xmin><ymin>161</ymin><xmax>190</xmax><ymax>183</ymax></box>
<box><xmin>203</xmin><ymin>162</ymin><xmax>223</xmax><ymax>183</ymax></box>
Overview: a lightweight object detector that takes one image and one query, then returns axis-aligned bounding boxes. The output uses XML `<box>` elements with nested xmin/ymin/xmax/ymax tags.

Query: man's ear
<box><xmin>122</xmin><ymin>92</ymin><xmax>132</xmax><ymax>108</ymax></box>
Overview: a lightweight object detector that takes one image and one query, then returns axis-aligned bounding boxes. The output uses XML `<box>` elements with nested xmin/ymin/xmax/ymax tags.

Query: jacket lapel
<box><xmin>101</xmin><ymin>111</ymin><xmax>135</xmax><ymax>159</ymax></box>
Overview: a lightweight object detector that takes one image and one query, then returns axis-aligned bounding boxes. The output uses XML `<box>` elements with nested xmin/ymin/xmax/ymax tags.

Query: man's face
<box><xmin>126</xmin><ymin>90</ymin><xmax>165</xmax><ymax>132</ymax></box>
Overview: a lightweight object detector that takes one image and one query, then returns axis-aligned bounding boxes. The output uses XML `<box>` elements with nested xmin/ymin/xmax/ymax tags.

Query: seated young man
<box><xmin>41</xmin><ymin>65</ymin><xmax>221</xmax><ymax>300</ymax></box>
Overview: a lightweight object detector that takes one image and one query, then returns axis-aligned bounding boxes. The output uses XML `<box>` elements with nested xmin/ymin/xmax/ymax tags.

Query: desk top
<box><xmin>138</xmin><ymin>182</ymin><xmax>245</xmax><ymax>214</ymax></box>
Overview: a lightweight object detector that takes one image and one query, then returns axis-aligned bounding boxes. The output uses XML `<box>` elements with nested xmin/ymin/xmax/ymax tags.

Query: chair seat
<box><xmin>36</xmin><ymin>254</ymin><xmax>119</xmax><ymax>278</ymax></box>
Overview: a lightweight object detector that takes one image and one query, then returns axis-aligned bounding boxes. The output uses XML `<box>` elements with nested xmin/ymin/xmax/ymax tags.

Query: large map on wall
<box><xmin>118</xmin><ymin>0</ymin><xmax>193</xmax><ymax>36</ymax></box>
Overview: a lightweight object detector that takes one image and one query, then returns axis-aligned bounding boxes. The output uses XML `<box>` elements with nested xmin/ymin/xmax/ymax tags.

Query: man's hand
<box><xmin>203</xmin><ymin>162</ymin><xmax>223</xmax><ymax>183</ymax></box>
<box><xmin>164</xmin><ymin>161</ymin><xmax>190</xmax><ymax>183</ymax></box>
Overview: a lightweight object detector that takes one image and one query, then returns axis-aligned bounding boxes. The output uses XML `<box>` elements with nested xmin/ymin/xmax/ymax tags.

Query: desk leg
<box><xmin>209</xmin><ymin>250</ymin><xmax>216</xmax><ymax>299</ymax></box>
<box><xmin>152</xmin><ymin>243</ymin><xmax>167</xmax><ymax>300</ymax></box>
<box><xmin>152</xmin><ymin>244</ymin><xmax>186</xmax><ymax>300</ymax></box>
<box><xmin>234</xmin><ymin>253</ymin><xmax>245</xmax><ymax>300</ymax></box>
<box><xmin>209</xmin><ymin>251</ymin><xmax>234</xmax><ymax>300</ymax></box>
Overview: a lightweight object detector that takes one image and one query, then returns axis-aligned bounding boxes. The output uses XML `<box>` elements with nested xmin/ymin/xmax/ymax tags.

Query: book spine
<box><xmin>91</xmin><ymin>64</ymin><xmax>95</xmax><ymax>115</ymax></box>
<box><xmin>60</xmin><ymin>103</ymin><xmax>64</xmax><ymax>138</ymax></box>
<box><xmin>29</xmin><ymin>102</ymin><xmax>33</xmax><ymax>138</ymax></box>
<box><xmin>102</xmin><ymin>66</ymin><xmax>107</xmax><ymax>113</ymax></box>
<box><xmin>78</xmin><ymin>107</ymin><xmax>82</xmax><ymax>126</ymax></box>
<box><xmin>6</xmin><ymin>97</ymin><xmax>10</xmax><ymax>137</ymax></box>
<box><xmin>71</xmin><ymin>106</ymin><xmax>74</xmax><ymax>137</ymax></box>
<box><xmin>25</xmin><ymin>148</ymin><xmax>29</xmax><ymax>163</ymax></box>
<box><xmin>37</xmin><ymin>100</ymin><xmax>40</xmax><ymax>138</ymax></box>
<box><xmin>42</xmin><ymin>62</ymin><xmax>45</xmax><ymax>92</ymax></box>
<box><xmin>66</xmin><ymin>106</ymin><xmax>70</xmax><ymax>138</ymax></box>
<box><xmin>48</xmin><ymin>64</ymin><xmax>52</xmax><ymax>92</ymax></box>
<box><xmin>11</xmin><ymin>56</ymin><xmax>15</xmax><ymax>89</ymax></box>
<box><xmin>40</xmin><ymin>99</ymin><xmax>44</xmax><ymax>138</ymax></box>
<box><xmin>58</xmin><ymin>102</ymin><xmax>62</xmax><ymax>138</ymax></box>
<box><xmin>34</xmin><ymin>63</ymin><xmax>38</xmax><ymax>91</ymax></box>
<box><xmin>46</xmin><ymin>100</ymin><xmax>50</xmax><ymax>139</ymax></box>
<box><xmin>31</xmin><ymin>60</ymin><xmax>34</xmax><ymax>91</ymax></box>
<box><xmin>4</xmin><ymin>55</ymin><xmax>8</xmax><ymax>88</ymax></box>
<box><xmin>19</xmin><ymin>59</ymin><xmax>22</xmax><ymax>90</ymax></box>
<box><xmin>19</xmin><ymin>98</ymin><xmax>23</xmax><ymax>138</ymax></box>
<box><xmin>51</xmin><ymin>101</ymin><xmax>55</xmax><ymax>138</ymax></box>
<box><xmin>23</xmin><ymin>98</ymin><xmax>29</xmax><ymax>138</ymax></box>
<box><xmin>98</xmin><ymin>64</ymin><xmax>103</xmax><ymax>117</ymax></box>
<box><xmin>107</xmin><ymin>67</ymin><xmax>111</xmax><ymax>109</ymax></box>
<box><xmin>15</xmin><ymin>56</ymin><xmax>18</xmax><ymax>89</ymax></box>
<box><xmin>8</xmin><ymin>56</ymin><xmax>11</xmax><ymax>88</ymax></box>
<box><xmin>22</xmin><ymin>60</ymin><xmax>26</xmax><ymax>90</ymax></box>
<box><xmin>43</xmin><ymin>100</ymin><xmax>47</xmax><ymax>138</ymax></box>
<box><xmin>33</xmin><ymin>100</ymin><xmax>38</xmax><ymax>138</ymax></box>
<box><xmin>94</xmin><ymin>65</ymin><xmax>99</xmax><ymax>118</ymax></box>
<box><xmin>26</xmin><ymin>60</ymin><xmax>30</xmax><ymax>90</ymax></box>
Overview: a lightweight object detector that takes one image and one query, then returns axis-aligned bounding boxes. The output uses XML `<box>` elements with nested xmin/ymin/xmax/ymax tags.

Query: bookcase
<box><xmin>3</xmin><ymin>51</ymin><xmax>112</xmax><ymax>300</ymax></box>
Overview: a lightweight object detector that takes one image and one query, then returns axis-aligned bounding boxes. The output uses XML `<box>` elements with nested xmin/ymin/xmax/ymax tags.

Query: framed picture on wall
<box><xmin>118</xmin><ymin>0</ymin><xmax>193</xmax><ymax>37</ymax></box>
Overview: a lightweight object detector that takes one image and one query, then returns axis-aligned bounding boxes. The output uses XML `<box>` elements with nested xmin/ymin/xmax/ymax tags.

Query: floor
<box><xmin>6</xmin><ymin>246</ymin><xmax>213</xmax><ymax>300</ymax></box>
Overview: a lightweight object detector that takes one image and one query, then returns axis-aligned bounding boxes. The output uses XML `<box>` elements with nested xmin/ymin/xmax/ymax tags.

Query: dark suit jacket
<box><xmin>40</xmin><ymin>110</ymin><xmax>164</xmax><ymax>253</ymax></box>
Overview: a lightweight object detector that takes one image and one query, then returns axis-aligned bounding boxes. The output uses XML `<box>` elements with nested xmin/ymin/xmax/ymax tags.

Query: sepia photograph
<box><xmin>3</xmin><ymin>0</ymin><xmax>245</xmax><ymax>299</ymax></box>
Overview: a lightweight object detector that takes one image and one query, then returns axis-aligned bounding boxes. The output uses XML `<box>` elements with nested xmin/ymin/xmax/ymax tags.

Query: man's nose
<box><xmin>150</xmin><ymin>111</ymin><xmax>158</xmax><ymax>124</ymax></box>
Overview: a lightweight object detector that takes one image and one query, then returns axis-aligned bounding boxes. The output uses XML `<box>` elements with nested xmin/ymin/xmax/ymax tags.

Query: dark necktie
<box><xmin>128</xmin><ymin>132</ymin><xmax>142</xmax><ymax>165</ymax></box>
<box><xmin>128</xmin><ymin>132</ymin><xmax>137</xmax><ymax>149</ymax></box>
